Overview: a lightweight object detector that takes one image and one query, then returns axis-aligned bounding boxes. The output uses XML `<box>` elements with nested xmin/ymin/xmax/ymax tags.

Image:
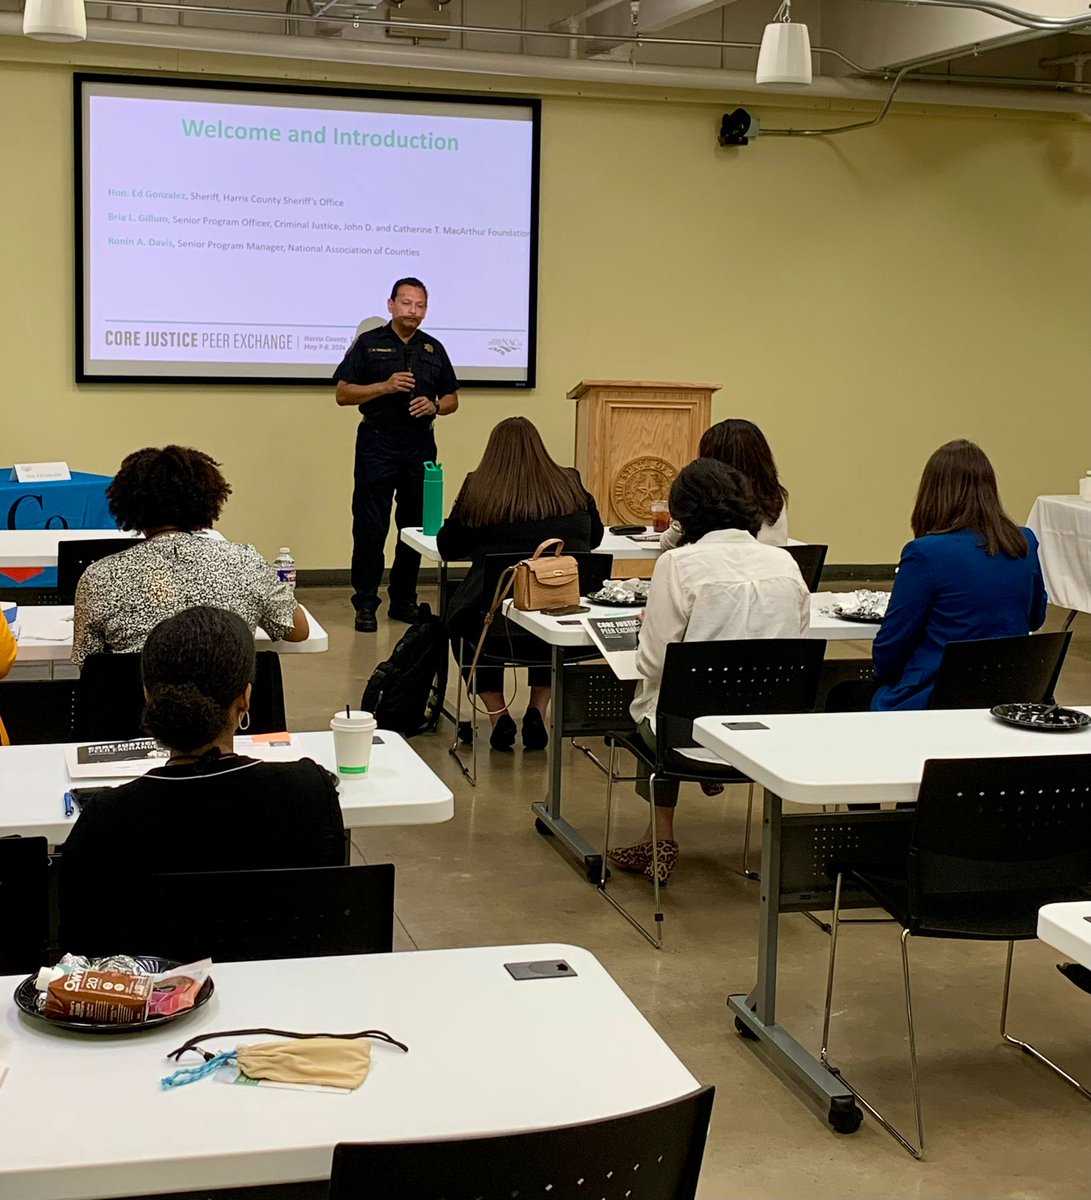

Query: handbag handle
<box><xmin>465</xmin><ymin>566</ymin><xmax>521</xmax><ymax>717</ymax></box>
<box><xmin>530</xmin><ymin>538</ymin><xmax>565</xmax><ymax>560</ymax></box>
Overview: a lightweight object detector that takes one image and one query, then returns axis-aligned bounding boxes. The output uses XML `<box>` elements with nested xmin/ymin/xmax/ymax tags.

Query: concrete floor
<box><xmin>284</xmin><ymin>585</ymin><xmax>1091</xmax><ymax>1199</ymax></box>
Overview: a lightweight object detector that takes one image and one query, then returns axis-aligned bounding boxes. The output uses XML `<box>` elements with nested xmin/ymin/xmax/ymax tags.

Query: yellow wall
<box><xmin>2</xmin><ymin>42</ymin><xmax>1089</xmax><ymax>567</ymax></box>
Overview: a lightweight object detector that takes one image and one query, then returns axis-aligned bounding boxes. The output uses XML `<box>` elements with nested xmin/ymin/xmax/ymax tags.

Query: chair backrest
<box><xmin>481</xmin><ymin>551</ymin><xmax>614</xmax><ymax>613</ymax></box>
<box><xmin>656</xmin><ymin>639</ymin><xmax>826</xmax><ymax>752</ymax></box>
<box><xmin>783</xmin><ymin>543</ymin><xmax>828</xmax><ymax>593</ymax></box>
<box><xmin>815</xmin><ymin>656</ymin><xmax>875</xmax><ymax>713</ymax></box>
<box><xmin>0</xmin><ymin>836</ymin><xmax>51</xmax><ymax>975</ymax></box>
<box><xmin>74</xmin><ymin>649</ymin><xmax>287</xmax><ymax>741</ymax></box>
<box><xmin>329</xmin><ymin>1085</ymin><xmax>715</xmax><ymax>1200</ymax></box>
<box><xmin>909</xmin><ymin>755</ymin><xmax>1091</xmax><ymax>928</ymax></box>
<box><xmin>928</xmin><ymin>631</ymin><xmax>1070</xmax><ymax>710</ymax></box>
<box><xmin>560</xmin><ymin>662</ymin><xmax>637</xmax><ymax>736</ymax></box>
<box><xmin>122</xmin><ymin>864</ymin><xmax>394</xmax><ymax>962</ymax></box>
<box><xmin>0</xmin><ymin>587</ymin><xmax>59</xmax><ymax>606</ymax></box>
<box><xmin>56</xmin><ymin>537</ymin><xmax>141</xmax><ymax>603</ymax></box>
<box><xmin>0</xmin><ymin>679</ymin><xmax>79</xmax><ymax>744</ymax></box>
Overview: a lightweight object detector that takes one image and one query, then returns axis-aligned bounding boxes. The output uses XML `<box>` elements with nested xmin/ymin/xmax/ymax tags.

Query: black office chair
<box><xmin>55</xmin><ymin>537</ymin><xmax>141</xmax><ymax>604</ymax></box>
<box><xmin>815</xmin><ymin>656</ymin><xmax>876</xmax><ymax>714</ymax></box>
<box><xmin>928</xmin><ymin>632</ymin><xmax>1071</xmax><ymax>710</ymax></box>
<box><xmin>0</xmin><ymin>837</ymin><xmax>51</xmax><ymax>975</ymax></box>
<box><xmin>784</xmin><ymin>543</ymin><xmax>828</xmax><ymax>593</ymax></box>
<box><xmin>330</xmin><ymin>1086</ymin><xmax>715</xmax><ymax>1200</ymax></box>
<box><xmin>448</xmin><ymin>551</ymin><xmax>613</xmax><ymax>786</ymax></box>
<box><xmin>602</xmin><ymin>639</ymin><xmax>826</xmax><ymax>946</ymax></box>
<box><xmin>821</xmin><ymin>754</ymin><xmax>1091</xmax><ymax>1159</ymax></box>
<box><xmin>0</xmin><ymin>679</ymin><xmax>79</xmax><ymax>744</ymax></box>
<box><xmin>0</xmin><ymin>586</ymin><xmax>59</xmax><ymax>606</ymax></box>
<box><xmin>74</xmin><ymin>649</ymin><xmax>287</xmax><ymax>741</ymax></box>
<box><xmin>69</xmin><ymin>864</ymin><xmax>395</xmax><ymax>962</ymax></box>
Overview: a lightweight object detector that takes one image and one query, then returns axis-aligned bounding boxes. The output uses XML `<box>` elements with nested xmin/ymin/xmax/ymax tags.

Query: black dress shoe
<box><xmin>489</xmin><ymin>713</ymin><xmax>517</xmax><ymax>750</ymax></box>
<box><xmin>387</xmin><ymin>602</ymin><xmax>420</xmax><ymax>624</ymax></box>
<box><xmin>522</xmin><ymin>707</ymin><xmax>548</xmax><ymax>751</ymax></box>
<box><xmin>354</xmin><ymin>610</ymin><xmax>378</xmax><ymax>633</ymax></box>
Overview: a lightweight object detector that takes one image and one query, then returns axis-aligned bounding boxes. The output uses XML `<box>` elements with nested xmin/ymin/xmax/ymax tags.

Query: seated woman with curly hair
<box><xmin>72</xmin><ymin>445</ymin><xmax>308</xmax><ymax>667</ymax></box>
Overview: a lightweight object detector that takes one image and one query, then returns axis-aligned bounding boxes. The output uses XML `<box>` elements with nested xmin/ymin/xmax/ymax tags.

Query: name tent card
<box><xmin>12</xmin><ymin>462</ymin><xmax>71</xmax><ymax>483</ymax></box>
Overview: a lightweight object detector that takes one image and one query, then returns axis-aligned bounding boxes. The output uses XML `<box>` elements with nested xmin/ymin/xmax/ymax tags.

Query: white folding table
<box><xmin>11</xmin><ymin>605</ymin><xmax>328</xmax><ymax>675</ymax></box>
<box><xmin>0</xmin><ymin>729</ymin><xmax>453</xmax><ymax>845</ymax></box>
<box><xmin>1038</xmin><ymin>901</ymin><xmax>1091</xmax><ymax>970</ymax></box>
<box><xmin>0</xmin><ymin>944</ymin><xmax>699</xmax><ymax>1200</ymax></box>
<box><xmin>691</xmin><ymin>706</ymin><xmax>1091</xmax><ymax>1135</ymax></box>
<box><xmin>0</xmin><ymin>528</ymin><xmax>137</xmax><ymax>571</ymax></box>
<box><xmin>502</xmin><ymin>596</ymin><xmax>880</xmax><ymax>879</ymax></box>
<box><xmin>1026</xmin><ymin>495</ymin><xmax>1091</xmax><ymax>625</ymax></box>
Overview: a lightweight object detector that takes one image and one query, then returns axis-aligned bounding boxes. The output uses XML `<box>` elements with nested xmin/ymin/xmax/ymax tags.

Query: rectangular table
<box><xmin>503</xmin><ymin>595</ymin><xmax>881</xmax><ymax>878</ymax></box>
<box><xmin>0</xmin><ymin>729</ymin><xmax>453</xmax><ymax>845</ymax></box>
<box><xmin>0</xmin><ymin>944</ymin><xmax>699</xmax><ymax>1200</ymax></box>
<box><xmin>11</xmin><ymin>605</ymin><xmax>329</xmax><ymax>672</ymax></box>
<box><xmin>691</xmin><ymin>706</ymin><xmax>1091</xmax><ymax>1132</ymax></box>
<box><xmin>1026</xmin><ymin>494</ymin><xmax>1091</xmax><ymax>622</ymax></box>
<box><xmin>1038</xmin><ymin>901</ymin><xmax>1091</xmax><ymax>970</ymax></box>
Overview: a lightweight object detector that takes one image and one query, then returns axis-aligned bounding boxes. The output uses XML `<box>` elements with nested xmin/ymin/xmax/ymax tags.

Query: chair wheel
<box><xmin>827</xmin><ymin>1098</ymin><xmax>863</xmax><ymax>1135</ymax></box>
<box><xmin>734</xmin><ymin>1016</ymin><xmax>759</xmax><ymax>1041</ymax></box>
<box><xmin>534</xmin><ymin>818</ymin><xmax>553</xmax><ymax>837</ymax></box>
<box><xmin>457</xmin><ymin>721</ymin><xmax>473</xmax><ymax>746</ymax></box>
<box><xmin>584</xmin><ymin>855</ymin><xmax>604</xmax><ymax>883</ymax></box>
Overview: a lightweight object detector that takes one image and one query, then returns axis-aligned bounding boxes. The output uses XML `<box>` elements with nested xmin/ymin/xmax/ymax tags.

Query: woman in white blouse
<box><xmin>610</xmin><ymin>459</ymin><xmax>809</xmax><ymax>884</ymax></box>
<box><xmin>660</xmin><ymin>418</ymin><xmax>788</xmax><ymax>550</ymax></box>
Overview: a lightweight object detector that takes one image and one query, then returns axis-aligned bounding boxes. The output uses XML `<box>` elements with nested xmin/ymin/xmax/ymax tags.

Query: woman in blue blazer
<box><xmin>871</xmin><ymin>440</ymin><xmax>1048</xmax><ymax>711</ymax></box>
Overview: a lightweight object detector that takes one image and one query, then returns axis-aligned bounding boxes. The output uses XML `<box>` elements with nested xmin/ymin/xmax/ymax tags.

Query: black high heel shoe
<box><xmin>489</xmin><ymin>713</ymin><xmax>517</xmax><ymax>750</ymax></box>
<box><xmin>522</xmin><ymin>708</ymin><xmax>548</xmax><ymax>751</ymax></box>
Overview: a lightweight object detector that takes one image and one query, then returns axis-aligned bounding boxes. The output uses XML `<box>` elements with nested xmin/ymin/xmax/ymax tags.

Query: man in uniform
<box><xmin>334</xmin><ymin>277</ymin><xmax>459</xmax><ymax>633</ymax></box>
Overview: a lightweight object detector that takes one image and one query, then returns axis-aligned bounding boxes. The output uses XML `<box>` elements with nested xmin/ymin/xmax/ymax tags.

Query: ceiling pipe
<box><xmin>866</xmin><ymin>0</ymin><xmax>1091</xmax><ymax>34</ymax></box>
<box><xmin>4</xmin><ymin>11</ymin><xmax>1090</xmax><ymax>112</ymax></box>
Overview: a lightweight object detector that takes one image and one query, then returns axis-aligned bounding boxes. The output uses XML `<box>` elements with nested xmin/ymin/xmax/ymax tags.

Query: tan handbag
<box><xmin>511</xmin><ymin>538</ymin><xmax>581</xmax><ymax>612</ymax></box>
<box><xmin>465</xmin><ymin>539</ymin><xmax>580</xmax><ymax>716</ymax></box>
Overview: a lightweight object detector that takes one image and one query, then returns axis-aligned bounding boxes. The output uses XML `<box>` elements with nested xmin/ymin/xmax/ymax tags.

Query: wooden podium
<box><xmin>570</xmin><ymin>380</ymin><xmax>720</xmax><ymax>527</ymax></box>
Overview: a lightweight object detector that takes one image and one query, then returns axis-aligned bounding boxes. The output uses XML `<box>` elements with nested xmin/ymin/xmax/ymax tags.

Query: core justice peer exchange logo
<box><xmin>612</xmin><ymin>456</ymin><xmax>677</xmax><ymax>524</ymax></box>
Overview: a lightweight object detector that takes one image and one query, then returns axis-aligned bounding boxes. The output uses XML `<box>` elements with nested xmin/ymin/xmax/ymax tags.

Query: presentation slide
<box><xmin>76</xmin><ymin>76</ymin><xmax>539</xmax><ymax>386</ymax></box>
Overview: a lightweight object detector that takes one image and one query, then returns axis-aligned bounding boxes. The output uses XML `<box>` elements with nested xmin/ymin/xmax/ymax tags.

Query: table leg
<box><xmin>1063</xmin><ymin>609</ymin><xmax>1078</xmax><ymax>632</ymax></box>
<box><xmin>531</xmin><ymin>645</ymin><xmax>602</xmax><ymax>882</ymax></box>
<box><xmin>728</xmin><ymin>790</ymin><xmax>861</xmax><ymax>1133</ymax></box>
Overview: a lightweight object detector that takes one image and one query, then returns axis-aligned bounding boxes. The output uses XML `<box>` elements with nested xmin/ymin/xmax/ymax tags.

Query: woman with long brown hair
<box><xmin>867</xmin><ymin>439</ymin><xmax>1047</xmax><ymax>710</ymax></box>
<box><xmin>660</xmin><ymin>418</ymin><xmax>789</xmax><ymax>549</ymax></box>
<box><xmin>437</xmin><ymin>417</ymin><xmax>603</xmax><ymax>749</ymax></box>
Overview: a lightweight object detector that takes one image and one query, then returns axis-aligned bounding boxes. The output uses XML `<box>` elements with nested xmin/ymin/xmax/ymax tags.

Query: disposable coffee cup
<box><xmin>330</xmin><ymin>709</ymin><xmax>377</xmax><ymax>776</ymax></box>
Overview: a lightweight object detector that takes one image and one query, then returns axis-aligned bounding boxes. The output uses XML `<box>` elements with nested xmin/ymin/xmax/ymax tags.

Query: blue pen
<box><xmin>63</xmin><ymin>791</ymin><xmax>75</xmax><ymax>818</ymax></box>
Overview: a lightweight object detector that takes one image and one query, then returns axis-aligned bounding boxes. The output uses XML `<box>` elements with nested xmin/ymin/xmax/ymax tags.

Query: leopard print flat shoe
<box><xmin>643</xmin><ymin>840</ymin><xmax>680</xmax><ymax>885</ymax></box>
<box><xmin>607</xmin><ymin>841</ymin><xmax>655</xmax><ymax>873</ymax></box>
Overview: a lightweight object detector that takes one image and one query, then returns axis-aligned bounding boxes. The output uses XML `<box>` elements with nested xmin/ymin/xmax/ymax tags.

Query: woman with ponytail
<box><xmin>61</xmin><ymin>607</ymin><xmax>344</xmax><ymax>950</ymax></box>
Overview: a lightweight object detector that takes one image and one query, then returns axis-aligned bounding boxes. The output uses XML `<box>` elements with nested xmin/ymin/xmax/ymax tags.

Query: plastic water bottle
<box><xmin>274</xmin><ymin>547</ymin><xmax>297</xmax><ymax>588</ymax></box>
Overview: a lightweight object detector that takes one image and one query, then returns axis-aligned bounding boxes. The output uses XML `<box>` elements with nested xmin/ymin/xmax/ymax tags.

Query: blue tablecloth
<box><xmin>0</xmin><ymin>470</ymin><xmax>116</xmax><ymax>587</ymax></box>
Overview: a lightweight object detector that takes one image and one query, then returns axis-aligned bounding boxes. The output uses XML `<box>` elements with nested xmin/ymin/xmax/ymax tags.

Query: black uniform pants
<box><xmin>351</xmin><ymin>423</ymin><xmax>436</xmax><ymax>614</ymax></box>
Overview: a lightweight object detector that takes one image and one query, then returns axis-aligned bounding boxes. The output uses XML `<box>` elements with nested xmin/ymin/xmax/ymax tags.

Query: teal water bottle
<box><xmin>422</xmin><ymin>461</ymin><xmax>444</xmax><ymax>536</ymax></box>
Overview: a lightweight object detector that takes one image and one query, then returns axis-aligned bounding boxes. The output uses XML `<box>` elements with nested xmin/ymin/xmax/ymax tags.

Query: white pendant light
<box><xmin>23</xmin><ymin>0</ymin><xmax>86</xmax><ymax>41</ymax></box>
<box><xmin>756</xmin><ymin>0</ymin><xmax>812</xmax><ymax>86</ymax></box>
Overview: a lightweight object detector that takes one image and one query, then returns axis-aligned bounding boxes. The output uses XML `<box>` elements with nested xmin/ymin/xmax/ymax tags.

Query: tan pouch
<box><xmin>237</xmin><ymin>1037</ymin><xmax>372</xmax><ymax>1090</ymax></box>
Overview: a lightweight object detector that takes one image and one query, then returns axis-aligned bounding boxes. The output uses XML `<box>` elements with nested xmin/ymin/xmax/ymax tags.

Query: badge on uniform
<box><xmin>425</xmin><ymin>343</ymin><xmax>434</xmax><ymax>353</ymax></box>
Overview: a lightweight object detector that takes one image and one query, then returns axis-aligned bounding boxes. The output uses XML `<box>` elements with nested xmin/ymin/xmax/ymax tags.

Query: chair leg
<box><xmin>739</xmin><ymin>783</ymin><xmax>760</xmax><ymax>881</ymax></box>
<box><xmin>446</xmin><ymin>663</ymin><xmax>477</xmax><ymax>788</ymax></box>
<box><xmin>597</xmin><ymin>749</ymin><xmax>664</xmax><ymax>949</ymax></box>
<box><xmin>819</xmin><ymin>877</ymin><xmax>925</xmax><ymax>1159</ymax></box>
<box><xmin>1000</xmin><ymin>941</ymin><xmax>1091</xmax><ymax>1101</ymax></box>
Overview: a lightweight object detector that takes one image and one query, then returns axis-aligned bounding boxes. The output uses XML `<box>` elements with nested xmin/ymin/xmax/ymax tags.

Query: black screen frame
<box><xmin>74</xmin><ymin>72</ymin><xmax>540</xmax><ymax>389</ymax></box>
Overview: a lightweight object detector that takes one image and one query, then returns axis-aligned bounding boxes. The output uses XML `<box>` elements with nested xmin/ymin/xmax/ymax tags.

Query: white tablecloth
<box><xmin>1026</xmin><ymin>495</ymin><xmax>1091</xmax><ymax>613</ymax></box>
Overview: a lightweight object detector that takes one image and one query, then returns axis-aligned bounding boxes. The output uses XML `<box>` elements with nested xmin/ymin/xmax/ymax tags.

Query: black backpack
<box><xmin>360</xmin><ymin>604</ymin><xmax>448</xmax><ymax>736</ymax></box>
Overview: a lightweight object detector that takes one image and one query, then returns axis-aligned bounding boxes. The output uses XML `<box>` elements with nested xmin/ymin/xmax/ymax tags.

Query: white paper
<box><xmin>12</xmin><ymin>462</ymin><xmax>71</xmax><ymax>483</ymax></box>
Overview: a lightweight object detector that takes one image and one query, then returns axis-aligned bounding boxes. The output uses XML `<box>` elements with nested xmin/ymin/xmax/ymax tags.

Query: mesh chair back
<box><xmin>330</xmin><ymin>1085</ymin><xmax>714</xmax><ymax>1200</ymax></box>
<box><xmin>117</xmin><ymin>864</ymin><xmax>394</xmax><ymax>962</ymax></box>
<box><xmin>909</xmin><ymin>756</ymin><xmax>1091</xmax><ymax>926</ymax></box>
<box><xmin>783</xmin><ymin>543</ymin><xmax>828</xmax><ymax>593</ymax></box>
<box><xmin>0</xmin><ymin>837</ymin><xmax>50</xmax><ymax>975</ymax></box>
<box><xmin>928</xmin><ymin>632</ymin><xmax>1070</xmax><ymax>710</ymax></box>
<box><xmin>75</xmin><ymin>649</ymin><xmax>287</xmax><ymax>741</ymax></box>
<box><xmin>0</xmin><ymin>679</ymin><xmax>78</xmax><ymax>744</ymax></box>
<box><xmin>56</xmin><ymin>537</ymin><xmax>141</xmax><ymax>603</ymax></box>
<box><xmin>656</xmin><ymin>639</ymin><xmax>826</xmax><ymax>754</ymax></box>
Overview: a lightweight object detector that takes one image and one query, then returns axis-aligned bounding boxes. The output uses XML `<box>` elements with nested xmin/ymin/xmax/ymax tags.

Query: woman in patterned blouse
<box><xmin>72</xmin><ymin>445</ymin><xmax>308</xmax><ymax>668</ymax></box>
